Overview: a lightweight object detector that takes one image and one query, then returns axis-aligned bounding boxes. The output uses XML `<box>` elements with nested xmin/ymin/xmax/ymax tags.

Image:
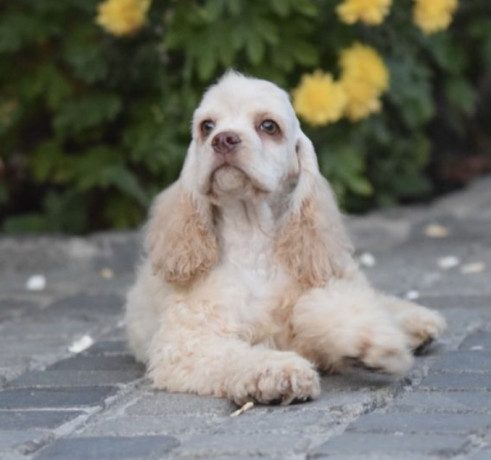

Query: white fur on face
<box><xmin>187</xmin><ymin>72</ymin><xmax>300</xmax><ymax>202</ymax></box>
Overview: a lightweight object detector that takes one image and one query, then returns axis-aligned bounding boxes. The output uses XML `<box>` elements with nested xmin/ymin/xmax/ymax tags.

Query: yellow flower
<box><xmin>339</xmin><ymin>43</ymin><xmax>389</xmax><ymax>121</ymax></box>
<box><xmin>292</xmin><ymin>71</ymin><xmax>347</xmax><ymax>126</ymax></box>
<box><xmin>336</xmin><ymin>0</ymin><xmax>392</xmax><ymax>26</ymax></box>
<box><xmin>412</xmin><ymin>0</ymin><xmax>458</xmax><ymax>34</ymax></box>
<box><xmin>340</xmin><ymin>79</ymin><xmax>383</xmax><ymax>120</ymax></box>
<box><xmin>96</xmin><ymin>0</ymin><xmax>151</xmax><ymax>37</ymax></box>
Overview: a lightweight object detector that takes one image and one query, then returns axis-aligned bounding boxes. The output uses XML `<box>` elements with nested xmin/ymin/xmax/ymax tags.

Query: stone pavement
<box><xmin>1</xmin><ymin>177</ymin><xmax>491</xmax><ymax>460</ymax></box>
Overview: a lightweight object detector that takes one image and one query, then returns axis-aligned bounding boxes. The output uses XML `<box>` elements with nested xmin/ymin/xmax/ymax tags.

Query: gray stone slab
<box><xmin>460</xmin><ymin>331</ymin><xmax>491</xmax><ymax>350</ymax></box>
<box><xmin>0</xmin><ymin>410</ymin><xmax>83</xmax><ymax>429</ymax></box>
<box><xmin>430</xmin><ymin>351</ymin><xmax>491</xmax><ymax>373</ymax></box>
<box><xmin>216</xmin><ymin>410</ymin><xmax>333</xmax><ymax>434</ymax></box>
<box><xmin>175</xmin><ymin>433</ymin><xmax>310</xmax><ymax>457</ymax></box>
<box><xmin>0</xmin><ymin>298</ymin><xmax>39</xmax><ymax>323</ymax></box>
<box><xmin>0</xmin><ymin>319</ymin><xmax>97</xmax><ymax>340</ymax></box>
<box><xmin>8</xmin><ymin>369</ymin><xmax>142</xmax><ymax>388</ymax></box>
<box><xmin>0</xmin><ymin>387</ymin><xmax>116</xmax><ymax>409</ymax></box>
<box><xmin>348</xmin><ymin>412</ymin><xmax>491</xmax><ymax>434</ymax></box>
<box><xmin>420</xmin><ymin>373</ymin><xmax>491</xmax><ymax>391</ymax></box>
<box><xmin>419</xmin><ymin>296</ymin><xmax>491</xmax><ymax>311</ymax></box>
<box><xmin>126</xmin><ymin>391</ymin><xmax>233</xmax><ymax>416</ymax></box>
<box><xmin>34</xmin><ymin>435</ymin><xmax>179</xmax><ymax>460</ymax></box>
<box><xmin>470</xmin><ymin>447</ymin><xmax>491</xmax><ymax>460</ymax></box>
<box><xmin>309</xmin><ymin>453</ymin><xmax>450</xmax><ymax>460</ymax></box>
<box><xmin>84</xmin><ymin>340</ymin><xmax>129</xmax><ymax>356</ymax></box>
<box><xmin>49</xmin><ymin>355</ymin><xmax>138</xmax><ymax>371</ymax></box>
<box><xmin>309</xmin><ymin>432</ymin><xmax>466</xmax><ymax>457</ymax></box>
<box><xmin>0</xmin><ymin>430</ymin><xmax>46</xmax><ymax>451</ymax></box>
<box><xmin>35</xmin><ymin>294</ymin><xmax>124</xmax><ymax>320</ymax></box>
<box><xmin>79</xmin><ymin>415</ymin><xmax>223</xmax><ymax>437</ymax></box>
<box><xmin>392</xmin><ymin>391</ymin><xmax>491</xmax><ymax>413</ymax></box>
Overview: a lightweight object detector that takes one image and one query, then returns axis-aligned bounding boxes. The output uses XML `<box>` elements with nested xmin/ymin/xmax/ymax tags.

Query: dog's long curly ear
<box><xmin>145</xmin><ymin>149</ymin><xmax>219</xmax><ymax>285</ymax></box>
<box><xmin>275</xmin><ymin>131</ymin><xmax>354</xmax><ymax>288</ymax></box>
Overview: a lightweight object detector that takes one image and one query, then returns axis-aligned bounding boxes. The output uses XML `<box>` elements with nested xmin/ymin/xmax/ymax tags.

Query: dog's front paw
<box><xmin>402</xmin><ymin>307</ymin><xmax>447</xmax><ymax>354</ymax></box>
<box><xmin>346</xmin><ymin>327</ymin><xmax>414</xmax><ymax>376</ymax></box>
<box><xmin>230</xmin><ymin>352</ymin><xmax>320</xmax><ymax>406</ymax></box>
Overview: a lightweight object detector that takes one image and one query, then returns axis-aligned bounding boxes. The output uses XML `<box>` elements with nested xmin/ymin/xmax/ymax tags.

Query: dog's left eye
<box><xmin>260</xmin><ymin>120</ymin><xmax>279</xmax><ymax>135</ymax></box>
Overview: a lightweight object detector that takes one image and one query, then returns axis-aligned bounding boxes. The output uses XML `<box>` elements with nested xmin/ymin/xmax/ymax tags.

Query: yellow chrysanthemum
<box><xmin>292</xmin><ymin>71</ymin><xmax>347</xmax><ymax>126</ymax></box>
<box><xmin>96</xmin><ymin>0</ymin><xmax>151</xmax><ymax>37</ymax></box>
<box><xmin>339</xmin><ymin>43</ymin><xmax>389</xmax><ymax>93</ymax></box>
<box><xmin>336</xmin><ymin>0</ymin><xmax>392</xmax><ymax>26</ymax></box>
<box><xmin>339</xmin><ymin>43</ymin><xmax>389</xmax><ymax>121</ymax></box>
<box><xmin>412</xmin><ymin>0</ymin><xmax>458</xmax><ymax>34</ymax></box>
<box><xmin>340</xmin><ymin>79</ymin><xmax>382</xmax><ymax>121</ymax></box>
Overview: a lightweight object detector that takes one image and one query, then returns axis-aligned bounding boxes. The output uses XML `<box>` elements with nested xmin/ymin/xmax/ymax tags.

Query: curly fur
<box><xmin>125</xmin><ymin>71</ymin><xmax>446</xmax><ymax>405</ymax></box>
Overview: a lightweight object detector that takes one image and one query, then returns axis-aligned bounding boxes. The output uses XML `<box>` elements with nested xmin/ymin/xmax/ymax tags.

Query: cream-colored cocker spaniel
<box><xmin>125</xmin><ymin>71</ymin><xmax>446</xmax><ymax>405</ymax></box>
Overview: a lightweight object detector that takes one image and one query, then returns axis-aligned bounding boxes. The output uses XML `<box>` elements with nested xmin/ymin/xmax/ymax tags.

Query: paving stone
<box><xmin>420</xmin><ymin>373</ymin><xmax>491</xmax><ymax>391</ymax></box>
<box><xmin>175</xmin><ymin>433</ymin><xmax>310</xmax><ymax>457</ymax></box>
<box><xmin>309</xmin><ymin>432</ymin><xmax>466</xmax><ymax>457</ymax></box>
<box><xmin>35</xmin><ymin>294</ymin><xmax>124</xmax><ymax>320</ymax></box>
<box><xmin>460</xmin><ymin>331</ymin><xmax>491</xmax><ymax>350</ymax></box>
<box><xmin>49</xmin><ymin>355</ymin><xmax>139</xmax><ymax>371</ymax></box>
<box><xmin>470</xmin><ymin>447</ymin><xmax>491</xmax><ymax>460</ymax></box>
<box><xmin>418</xmin><ymin>295</ymin><xmax>491</xmax><ymax>311</ymax></box>
<box><xmin>0</xmin><ymin>410</ymin><xmax>83</xmax><ymax>429</ymax></box>
<box><xmin>0</xmin><ymin>430</ymin><xmax>46</xmax><ymax>452</ymax></box>
<box><xmin>80</xmin><ymin>415</ymin><xmax>223</xmax><ymax>437</ymax></box>
<box><xmin>7</xmin><ymin>369</ymin><xmax>142</xmax><ymax>388</ymax></box>
<box><xmin>0</xmin><ymin>387</ymin><xmax>116</xmax><ymax>409</ymax></box>
<box><xmin>216</xmin><ymin>409</ymin><xmax>334</xmax><ymax>434</ymax></box>
<box><xmin>34</xmin><ymin>435</ymin><xmax>179</xmax><ymax>460</ymax></box>
<box><xmin>348</xmin><ymin>412</ymin><xmax>491</xmax><ymax>434</ymax></box>
<box><xmin>125</xmin><ymin>391</ymin><xmax>233</xmax><ymax>416</ymax></box>
<box><xmin>310</xmin><ymin>453</ymin><xmax>446</xmax><ymax>460</ymax></box>
<box><xmin>0</xmin><ymin>298</ymin><xmax>39</xmax><ymax>323</ymax></box>
<box><xmin>430</xmin><ymin>351</ymin><xmax>491</xmax><ymax>373</ymax></box>
<box><xmin>84</xmin><ymin>340</ymin><xmax>129</xmax><ymax>356</ymax></box>
<box><xmin>391</xmin><ymin>391</ymin><xmax>491</xmax><ymax>413</ymax></box>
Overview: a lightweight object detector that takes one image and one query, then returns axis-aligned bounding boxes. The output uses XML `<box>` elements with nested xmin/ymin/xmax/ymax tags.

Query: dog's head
<box><xmin>182</xmin><ymin>71</ymin><xmax>300</xmax><ymax>204</ymax></box>
<box><xmin>147</xmin><ymin>71</ymin><xmax>353</xmax><ymax>286</ymax></box>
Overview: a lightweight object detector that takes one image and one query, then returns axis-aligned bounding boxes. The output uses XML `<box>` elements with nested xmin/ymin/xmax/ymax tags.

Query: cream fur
<box><xmin>125</xmin><ymin>71</ymin><xmax>446</xmax><ymax>405</ymax></box>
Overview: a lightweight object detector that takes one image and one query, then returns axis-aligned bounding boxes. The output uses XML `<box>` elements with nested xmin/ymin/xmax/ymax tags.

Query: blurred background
<box><xmin>0</xmin><ymin>0</ymin><xmax>490</xmax><ymax>234</ymax></box>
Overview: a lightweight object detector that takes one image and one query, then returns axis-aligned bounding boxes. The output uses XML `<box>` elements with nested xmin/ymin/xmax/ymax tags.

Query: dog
<box><xmin>125</xmin><ymin>71</ymin><xmax>446</xmax><ymax>405</ymax></box>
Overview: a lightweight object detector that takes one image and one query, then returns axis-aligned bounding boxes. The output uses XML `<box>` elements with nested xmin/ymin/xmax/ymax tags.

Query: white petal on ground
<box><xmin>100</xmin><ymin>268</ymin><xmax>114</xmax><ymax>279</ymax></box>
<box><xmin>68</xmin><ymin>335</ymin><xmax>94</xmax><ymax>353</ymax></box>
<box><xmin>359</xmin><ymin>252</ymin><xmax>376</xmax><ymax>267</ymax></box>
<box><xmin>461</xmin><ymin>262</ymin><xmax>486</xmax><ymax>274</ymax></box>
<box><xmin>424</xmin><ymin>224</ymin><xmax>449</xmax><ymax>238</ymax></box>
<box><xmin>437</xmin><ymin>256</ymin><xmax>460</xmax><ymax>270</ymax></box>
<box><xmin>405</xmin><ymin>290</ymin><xmax>420</xmax><ymax>300</ymax></box>
<box><xmin>26</xmin><ymin>275</ymin><xmax>46</xmax><ymax>291</ymax></box>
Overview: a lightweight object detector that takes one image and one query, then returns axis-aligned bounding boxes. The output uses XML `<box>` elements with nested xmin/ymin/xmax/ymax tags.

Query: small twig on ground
<box><xmin>230</xmin><ymin>401</ymin><xmax>254</xmax><ymax>417</ymax></box>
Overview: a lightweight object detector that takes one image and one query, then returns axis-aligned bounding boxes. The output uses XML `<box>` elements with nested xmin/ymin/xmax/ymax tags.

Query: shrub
<box><xmin>1</xmin><ymin>0</ymin><xmax>489</xmax><ymax>233</ymax></box>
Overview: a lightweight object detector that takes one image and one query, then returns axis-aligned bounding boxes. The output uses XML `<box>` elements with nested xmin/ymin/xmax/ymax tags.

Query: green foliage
<box><xmin>1</xmin><ymin>0</ymin><xmax>489</xmax><ymax>233</ymax></box>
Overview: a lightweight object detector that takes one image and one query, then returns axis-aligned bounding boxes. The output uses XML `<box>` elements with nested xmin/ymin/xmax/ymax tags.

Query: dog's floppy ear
<box><xmin>146</xmin><ymin>146</ymin><xmax>219</xmax><ymax>285</ymax></box>
<box><xmin>275</xmin><ymin>131</ymin><xmax>354</xmax><ymax>288</ymax></box>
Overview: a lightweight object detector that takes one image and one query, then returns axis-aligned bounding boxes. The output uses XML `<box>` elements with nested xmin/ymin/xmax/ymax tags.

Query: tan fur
<box><xmin>125</xmin><ymin>71</ymin><xmax>446</xmax><ymax>406</ymax></box>
<box><xmin>146</xmin><ymin>184</ymin><xmax>219</xmax><ymax>285</ymax></box>
<box><xmin>275</xmin><ymin>136</ymin><xmax>354</xmax><ymax>288</ymax></box>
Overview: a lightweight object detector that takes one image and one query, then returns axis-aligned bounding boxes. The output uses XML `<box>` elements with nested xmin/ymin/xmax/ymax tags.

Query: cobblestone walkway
<box><xmin>1</xmin><ymin>178</ymin><xmax>491</xmax><ymax>460</ymax></box>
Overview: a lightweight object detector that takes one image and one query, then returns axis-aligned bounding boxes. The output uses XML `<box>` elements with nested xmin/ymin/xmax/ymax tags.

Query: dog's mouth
<box><xmin>210</xmin><ymin>165</ymin><xmax>249</xmax><ymax>194</ymax></box>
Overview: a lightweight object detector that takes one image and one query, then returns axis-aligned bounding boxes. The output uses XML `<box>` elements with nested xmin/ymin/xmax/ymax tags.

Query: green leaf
<box><xmin>246</xmin><ymin>34</ymin><xmax>265</xmax><ymax>65</ymax></box>
<box><xmin>446</xmin><ymin>78</ymin><xmax>477</xmax><ymax>116</ymax></box>
<box><xmin>54</xmin><ymin>93</ymin><xmax>122</xmax><ymax>136</ymax></box>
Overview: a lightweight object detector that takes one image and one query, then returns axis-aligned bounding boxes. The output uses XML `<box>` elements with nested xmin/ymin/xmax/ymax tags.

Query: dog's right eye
<box><xmin>200</xmin><ymin>120</ymin><xmax>215</xmax><ymax>137</ymax></box>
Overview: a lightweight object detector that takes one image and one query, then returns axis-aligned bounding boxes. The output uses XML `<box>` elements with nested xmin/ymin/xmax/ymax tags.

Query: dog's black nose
<box><xmin>212</xmin><ymin>131</ymin><xmax>241</xmax><ymax>155</ymax></box>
